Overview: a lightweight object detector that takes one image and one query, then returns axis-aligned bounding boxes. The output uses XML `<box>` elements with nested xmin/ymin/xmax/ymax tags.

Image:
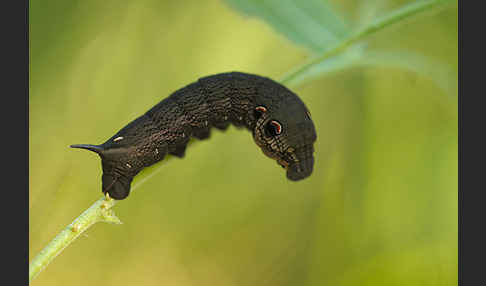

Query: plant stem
<box><xmin>280</xmin><ymin>0</ymin><xmax>455</xmax><ymax>86</ymax></box>
<box><xmin>29</xmin><ymin>196</ymin><xmax>119</xmax><ymax>282</ymax></box>
<box><xmin>29</xmin><ymin>165</ymin><xmax>164</xmax><ymax>283</ymax></box>
<box><xmin>28</xmin><ymin>0</ymin><xmax>455</xmax><ymax>283</ymax></box>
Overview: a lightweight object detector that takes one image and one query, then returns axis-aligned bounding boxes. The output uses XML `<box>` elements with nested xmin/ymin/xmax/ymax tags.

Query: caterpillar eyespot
<box><xmin>71</xmin><ymin>72</ymin><xmax>317</xmax><ymax>200</ymax></box>
<box><xmin>255</xmin><ymin>106</ymin><xmax>267</xmax><ymax>113</ymax></box>
<box><xmin>265</xmin><ymin>120</ymin><xmax>282</xmax><ymax>136</ymax></box>
<box><xmin>254</xmin><ymin>106</ymin><xmax>267</xmax><ymax>120</ymax></box>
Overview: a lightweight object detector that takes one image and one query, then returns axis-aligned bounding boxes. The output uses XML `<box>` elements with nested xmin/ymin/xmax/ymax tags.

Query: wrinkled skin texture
<box><xmin>71</xmin><ymin>72</ymin><xmax>317</xmax><ymax>200</ymax></box>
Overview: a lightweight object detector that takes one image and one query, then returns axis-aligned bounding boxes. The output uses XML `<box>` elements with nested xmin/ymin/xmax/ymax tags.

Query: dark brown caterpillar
<box><xmin>71</xmin><ymin>72</ymin><xmax>317</xmax><ymax>200</ymax></box>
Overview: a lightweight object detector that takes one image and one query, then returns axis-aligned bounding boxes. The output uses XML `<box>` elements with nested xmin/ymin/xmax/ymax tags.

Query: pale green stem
<box><xmin>28</xmin><ymin>0</ymin><xmax>455</xmax><ymax>283</ymax></box>
<box><xmin>29</xmin><ymin>166</ymin><xmax>164</xmax><ymax>283</ymax></box>
<box><xmin>29</xmin><ymin>196</ymin><xmax>119</xmax><ymax>282</ymax></box>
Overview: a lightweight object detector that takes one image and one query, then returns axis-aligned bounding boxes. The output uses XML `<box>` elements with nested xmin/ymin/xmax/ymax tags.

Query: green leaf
<box><xmin>281</xmin><ymin>47</ymin><xmax>457</xmax><ymax>97</ymax></box>
<box><xmin>279</xmin><ymin>45</ymin><xmax>365</xmax><ymax>86</ymax></box>
<box><xmin>357</xmin><ymin>0</ymin><xmax>390</xmax><ymax>25</ymax></box>
<box><xmin>279</xmin><ymin>0</ymin><xmax>456</xmax><ymax>96</ymax></box>
<box><xmin>224</xmin><ymin>0</ymin><xmax>351</xmax><ymax>52</ymax></box>
<box><xmin>356</xmin><ymin>50</ymin><xmax>458</xmax><ymax>97</ymax></box>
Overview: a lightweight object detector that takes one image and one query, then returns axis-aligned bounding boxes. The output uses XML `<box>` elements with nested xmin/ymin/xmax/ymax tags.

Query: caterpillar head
<box><xmin>252</xmin><ymin>96</ymin><xmax>317</xmax><ymax>181</ymax></box>
<box><xmin>70</xmin><ymin>143</ymin><xmax>136</xmax><ymax>200</ymax></box>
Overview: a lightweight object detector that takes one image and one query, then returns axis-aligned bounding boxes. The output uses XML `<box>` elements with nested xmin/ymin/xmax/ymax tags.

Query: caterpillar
<box><xmin>71</xmin><ymin>72</ymin><xmax>317</xmax><ymax>200</ymax></box>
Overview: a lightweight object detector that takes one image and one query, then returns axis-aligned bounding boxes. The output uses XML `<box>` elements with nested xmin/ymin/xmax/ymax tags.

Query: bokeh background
<box><xmin>29</xmin><ymin>0</ymin><xmax>458</xmax><ymax>285</ymax></box>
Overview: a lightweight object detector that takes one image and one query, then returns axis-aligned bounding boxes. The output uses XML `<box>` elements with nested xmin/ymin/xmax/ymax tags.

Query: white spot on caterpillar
<box><xmin>155</xmin><ymin>148</ymin><xmax>159</xmax><ymax>155</ymax></box>
<box><xmin>113</xmin><ymin>136</ymin><xmax>124</xmax><ymax>142</ymax></box>
<box><xmin>126</xmin><ymin>163</ymin><xmax>132</xmax><ymax>168</ymax></box>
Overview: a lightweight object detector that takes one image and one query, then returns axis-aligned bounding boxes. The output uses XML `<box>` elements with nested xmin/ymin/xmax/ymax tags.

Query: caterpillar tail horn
<box><xmin>70</xmin><ymin>144</ymin><xmax>104</xmax><ymax>154</ymax></box>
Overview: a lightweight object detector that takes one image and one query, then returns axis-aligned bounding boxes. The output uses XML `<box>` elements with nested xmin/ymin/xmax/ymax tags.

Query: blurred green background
<box><xmin>29</xmin><ymin>0</ymin><xmax>458</xmax><ymax>285</ymax></box>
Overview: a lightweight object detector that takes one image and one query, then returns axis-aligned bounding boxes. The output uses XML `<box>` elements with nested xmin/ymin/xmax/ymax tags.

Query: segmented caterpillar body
<box><xmin>72</xmin><ymin>72</ymin><xmax>317</xmax><ymax>199</ymax></box>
